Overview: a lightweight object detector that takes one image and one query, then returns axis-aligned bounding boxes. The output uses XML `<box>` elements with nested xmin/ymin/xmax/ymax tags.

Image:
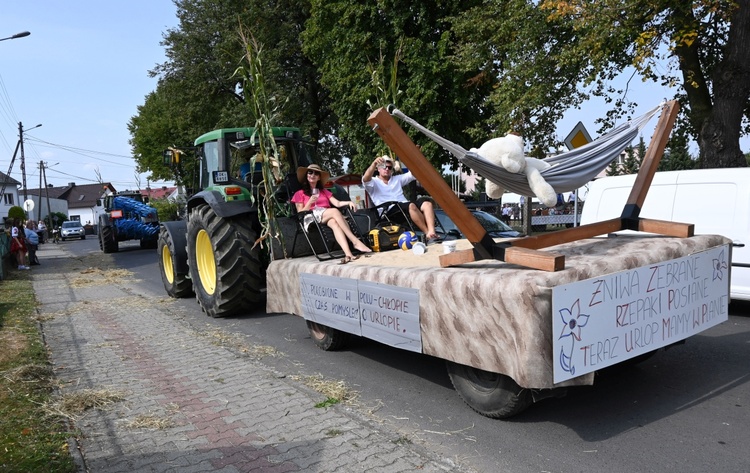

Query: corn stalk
<box><xmin>366</xmin><ymin>38</ymin><xmax>404</xmax><ymax>165</ymax></box>
<box><xmin>234</xmin><ymin>24</ymin><xmax>289</xmax><ymax>259</ymax></box>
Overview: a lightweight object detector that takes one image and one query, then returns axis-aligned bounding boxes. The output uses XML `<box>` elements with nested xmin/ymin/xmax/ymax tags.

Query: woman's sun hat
<box><xmin>296</xmin><ymin>163</ymin><xmax>330</xmax><ymax>185</ymax></box>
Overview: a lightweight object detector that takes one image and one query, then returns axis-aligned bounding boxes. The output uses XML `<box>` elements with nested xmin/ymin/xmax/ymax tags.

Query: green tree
<box><xmin>659</xmin><ymin>132</ymin><xmax>697</xmax><ymax>171</ymax></box>
<box><xmin>471</xmin><ymin>176</ymin><xmax>487</xmax><ymax>201</ymax></box>
<box><xmin>622</xmin><ymin>145</ymin><xmax>641</xmax><ymax>174</ymax></box>
<box><xmin>130</xmin><ymin>0</ymin><xmax>344</xmax><ymax>180</ymax></box>
<box><xmin>44</xmin><ymin>212</ymin><xmax>68</xmax><ymax>228</ymax></box>
<box><xmin>605</xmin><ymin>158</ymin><xmax>622</xmax><ymax>177</ymax></box>
<box><xmin>452</xmin><ymin>0</ymin><xmax>750</xmax><ymax>168</ymax></box>
<box><xmin>302</xmin><ymin>0</ymin><xmax>488</xmax><ymax>173</ymax></box>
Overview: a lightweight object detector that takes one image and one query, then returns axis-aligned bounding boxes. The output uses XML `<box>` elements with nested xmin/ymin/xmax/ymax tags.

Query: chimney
<box><xmin>68</xmin><ymin>182</ymin><xmax>75</xmax><ymax>187</ymax></box>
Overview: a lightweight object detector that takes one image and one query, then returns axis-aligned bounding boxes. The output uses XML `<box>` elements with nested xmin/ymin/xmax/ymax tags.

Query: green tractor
<box><xmin>158</xmin><ymin>127</ymin><xmax>350</xmax><ymax>317</ymax></box>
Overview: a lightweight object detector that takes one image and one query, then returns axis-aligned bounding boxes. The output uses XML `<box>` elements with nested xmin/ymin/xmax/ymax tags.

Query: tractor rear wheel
<box><xmin>187</xmin><ymin>204</ymin><xmax>263</xmax><ymax>317</ymax></box>
<box><xmin>158</xmin><ymin>226</ymin><xmax>193</xmax><ymax>298</ymax></box>
<box><xmin>100</xmin><ymin>225</ymin><xmax>118</xmax><ymax>253</ymax></box>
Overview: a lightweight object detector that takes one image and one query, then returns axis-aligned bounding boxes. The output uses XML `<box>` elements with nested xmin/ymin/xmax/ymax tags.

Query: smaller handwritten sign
<box><xmin>300</xmin><ymin>274</ymin><xmax>361</xmax><ymax>336</ymax></box>
<box><xmin>552</xmin><ymin>244</ymin><xmax>730</xmax><ymax>383</ymax></box>
<box><xmin>298</xmin><ymin>274</ymin><xmax>422</xmax><ymax>352</ymax></box>
<box><xmin>359</xmin><ymin>281</ymin><xmax>421</xmax><ymax>352</ymax></box>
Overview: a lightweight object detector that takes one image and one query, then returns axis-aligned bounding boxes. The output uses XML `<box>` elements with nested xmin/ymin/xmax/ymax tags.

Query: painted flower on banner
<box><xmin>713</xmin><ymin>249</ymin><xmax>728</xmax><ymax>281</ymax></box>
<box><xmin>558</xmin><ymin>299</ymin><xmax>590</xmax><ymax>341</ymax></box>
<box><xmin>557</xmin><ymin>299</ymin><xmax>591</xmax><ymax>377</ymax></box>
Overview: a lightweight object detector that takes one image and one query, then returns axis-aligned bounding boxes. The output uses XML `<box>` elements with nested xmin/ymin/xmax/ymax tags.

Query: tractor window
<box><xmin>202</xmin><ymin>141</ymin><xmax>220</xmax><ymax>188</ymax></box>
<box><xmin>230</xmin><ymin>141</ymin><xmax>260</xmax><ymax>181</ymax></box>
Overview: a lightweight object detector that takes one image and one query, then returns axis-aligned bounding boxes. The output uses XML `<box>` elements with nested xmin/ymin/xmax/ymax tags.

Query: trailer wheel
<box><xmin>446</xmin><ymin>361</ymin><xmax>532</xmax><ymax>419</ymax></box>
<box><xmin>158</xmin><ymin>227</ymin><xmax>193</xmax><ymax>298</ymax></box>
<box><xmin>306</xmin><ymin>321</ymin><xmax>349</xmax><ymax>351</ymax></box>
<box><xmin>187</xmin><ymin>204</ymin><xmax>263</xmax><ymax>317</ymax></box>
<box><xmin>100</xmin><ymin>225</ymin><xmax>118</xmax><ymax>253</ymax></box>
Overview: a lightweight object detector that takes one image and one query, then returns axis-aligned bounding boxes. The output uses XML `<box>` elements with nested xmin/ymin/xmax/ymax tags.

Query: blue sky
<box><xmin>2</xmin><ymin>2</ymin><xmax>746</xmax><ymax>196</ymax></box>
<box><xmin>1</xmin><ymin>1</ymin><xmax>178</xmax><ymax>192</ymax></box>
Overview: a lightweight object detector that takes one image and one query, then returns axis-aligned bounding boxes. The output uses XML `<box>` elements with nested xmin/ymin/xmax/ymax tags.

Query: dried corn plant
<box><xmin>233</xmin><ymin>23</ymin><xmax>290</xmax><ymax>260</ymax></box>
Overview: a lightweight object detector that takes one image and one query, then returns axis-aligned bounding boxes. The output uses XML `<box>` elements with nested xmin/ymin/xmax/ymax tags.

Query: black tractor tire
<box><xmin>100</xmin><ymin>225</ymin><xmax>118</xmax><ymax>253</ymax></box>
<box><xmin>306</xmin><ymin>321</ymin><xmax>350</xmax><ymax>351</ymax></box>
<box><xmin>187</xmin><ymin>204</ymin><xmax>263</xmax><ymax>317</ymax></box>
<box><xmin>158</xmin><ymin>226</ymin><xmax>193</xmax><ymax>298</ymax></box>
<box><xmin>140</xmin><ymin>237</ymin><xmax>158</xmax><ymax>249</ymax></box>
<box><xmin>446</xmin><ymin>361</ymin><xmax>533</xmax><ymax>419</ymax></box>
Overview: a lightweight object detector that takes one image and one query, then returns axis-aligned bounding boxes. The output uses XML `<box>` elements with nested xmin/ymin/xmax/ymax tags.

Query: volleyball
<box><xmin>398</xmin><ymin>231</ymin><xmax>418</xmax><ymax>250</ymax></box>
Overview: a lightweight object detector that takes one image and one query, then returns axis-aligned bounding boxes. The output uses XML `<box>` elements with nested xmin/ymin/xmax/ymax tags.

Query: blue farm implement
<box><xmin>98</xmin><ymin>192</ymin><xmax>160</xmax><ymax>253</ymax></box>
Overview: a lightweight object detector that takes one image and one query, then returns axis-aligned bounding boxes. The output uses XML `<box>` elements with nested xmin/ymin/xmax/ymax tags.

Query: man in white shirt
<box><xmin>362</xmin><ymin>155</ymin><xmax>437</xmax><ymax>240</ymax></box>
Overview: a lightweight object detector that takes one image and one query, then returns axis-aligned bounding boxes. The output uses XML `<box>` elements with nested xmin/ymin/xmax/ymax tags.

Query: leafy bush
<box><xmin>149</xmin><ymin>198</ymin><xmax>181</xmax><ymax>221</ymax></box>
<box><xmin>7</xmin><ymin>205</ymin><xmax>25</xmax><ymax>221</ymax></box>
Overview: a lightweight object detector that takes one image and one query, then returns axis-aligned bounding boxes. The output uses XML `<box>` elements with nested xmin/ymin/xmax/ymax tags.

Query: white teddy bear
<box><xmin>470</xmin><ymin>133</ymin><xmax>558</xmax><ymax>208</ymax></box>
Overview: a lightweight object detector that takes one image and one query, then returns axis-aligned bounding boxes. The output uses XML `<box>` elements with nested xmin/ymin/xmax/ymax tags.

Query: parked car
<box><xmin>60</xmin><ymin>221</ymin><xmax>86</xmax><ymax>241</ymax></box>
<box><xmin>434</xmin><ymin>209</ymin><xmax>522</xmax><ymax>240</ymax></box>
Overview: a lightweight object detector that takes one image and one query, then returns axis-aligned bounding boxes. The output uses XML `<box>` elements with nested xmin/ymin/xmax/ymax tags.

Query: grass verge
<box><xmin>0</xmin><ymin>269</ymin><xmax>76</xmax><ymax>472</ymax></box>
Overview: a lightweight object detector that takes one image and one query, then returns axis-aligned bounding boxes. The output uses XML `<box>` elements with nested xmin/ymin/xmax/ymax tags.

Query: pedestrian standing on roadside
<box><xmin>37</xmin><ymin>219</ymin><xmax>47</xmax><ymax>243</ymax></box>
<box><xmin>10</xmin><ymin>219</ymin><xmax>29</xmax><ymax>270</ymax></box>
<box><xmin>25</xmin><ymin>220</ymin><xmax>40</xmax><ymax>265</ymax></box>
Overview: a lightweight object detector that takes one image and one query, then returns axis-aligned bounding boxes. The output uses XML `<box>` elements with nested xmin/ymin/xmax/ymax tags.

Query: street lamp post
<box><xmin>0</xmin><ymin>31</ymin><xmax>31</xmax><ymax>42</ymax></box>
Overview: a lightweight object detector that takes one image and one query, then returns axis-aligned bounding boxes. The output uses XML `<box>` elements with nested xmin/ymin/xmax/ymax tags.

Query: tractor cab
<box><xmin>163</xmin><ymin>127</ymin><xmax>348</xmax><ymax>208</ymax></box>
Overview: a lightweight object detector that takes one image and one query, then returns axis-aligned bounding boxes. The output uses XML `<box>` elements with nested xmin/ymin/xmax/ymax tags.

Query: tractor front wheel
<box><xmin>100</xmin><ymin>225</ymin><xmax>118</xmax><ymax>253</ymax></box>
<box><xmin>187</xmin><ymin>204</ymin><xmax>263</xmax><ymax>317</ymax></box>
<box><xmin>158</xmin><ymin>226</ymin><xmax>193</xmax><ymax>298</ymax></box>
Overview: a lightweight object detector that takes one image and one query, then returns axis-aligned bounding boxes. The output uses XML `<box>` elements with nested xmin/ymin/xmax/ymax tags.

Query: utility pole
<box><xmin>19</xmin><ymin>122</ymin><xmax>28</xmax><ymax>203</ymax></box>
<box><xmin>42</xmin><ymin>162</ymin><xmax>52</xmax><ymax>225</ymax></box>
<box><xmin>37</xmin><ymin>160</ymin><xmax>43</xmax><ymax>222</ymax></box>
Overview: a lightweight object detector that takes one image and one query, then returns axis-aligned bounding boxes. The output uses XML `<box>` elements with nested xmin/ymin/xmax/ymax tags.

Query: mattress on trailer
<box><xmin>267</xmin><ymin>234</ymin><xmax>730</xmax><ymax>389</ymax></box>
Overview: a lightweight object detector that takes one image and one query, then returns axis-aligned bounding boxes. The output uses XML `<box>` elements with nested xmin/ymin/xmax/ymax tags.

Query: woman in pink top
<box><xmin>291</xmin><ymin>164</ymin><xmax>371</xmax><ymax>263</ymax></box>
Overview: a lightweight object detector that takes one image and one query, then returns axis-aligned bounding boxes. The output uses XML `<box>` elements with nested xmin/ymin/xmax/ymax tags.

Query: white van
<box><xmin>581</xmin><ymin>168</ymin><xmax>750</xmax><ymax>301</ymax></box>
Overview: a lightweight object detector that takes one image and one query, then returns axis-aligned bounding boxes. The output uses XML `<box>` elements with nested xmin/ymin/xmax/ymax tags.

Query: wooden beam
<box><xmin>504</xmin><ymin>247</ymin><xmax>565</xmax><ymax>272</ymax></box>
<box><xmin>367</xmin><ymin>108</ymin><xmax>494</xmax><ymax>258</ymax></box>
<box><xmin>638</xmin><ymin>218</ymin><xmax>694</xmax><ymax>237</ymax></box>
<box><xmin>438</xmin><ymin>246</ymin><xmax>565</xmax><ymax>272</ymax></box>
<box><xmin>509</xmin><ymin>219</ymin><xmax>623</xmax><ymax>250</ymax></box>
<box><xmin>623</xmin><ymin>101</ymin><xmax>679</xmax><ymax>218</ymax></box>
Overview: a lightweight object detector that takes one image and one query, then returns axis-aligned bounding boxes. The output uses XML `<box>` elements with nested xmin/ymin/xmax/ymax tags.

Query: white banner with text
<box><xmin>299</xmin><ymin>274</ymin><xmax>422</xmax><ymax>352</ymax></box>
<box><xmin>552</xmin><ymin>244</ymin><xmax>731</xmax><ymax>383</ymax></box>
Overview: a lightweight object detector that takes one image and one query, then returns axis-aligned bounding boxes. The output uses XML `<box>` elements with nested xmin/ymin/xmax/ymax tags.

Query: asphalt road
<box><xmin>65</xmin><ymin>237</ymin><xmax>750</xmax><ymax>473</ymax></box>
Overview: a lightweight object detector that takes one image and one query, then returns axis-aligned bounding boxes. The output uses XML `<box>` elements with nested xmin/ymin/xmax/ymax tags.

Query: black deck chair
<box><xmin>292</xmin><ymin>204</ymin><xmax>369</xmax><ymax>261</ymax></box>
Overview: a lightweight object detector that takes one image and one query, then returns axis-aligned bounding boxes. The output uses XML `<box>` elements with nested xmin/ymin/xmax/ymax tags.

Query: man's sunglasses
<box><xmin>380</xmin><ymin>165</ymin><xmax>393</xmax><ymax>170</ymax></box>
<box><xmin>307</xmin><ymin>170</ymin><xmax>321</xmax><ymax>176</ymax></box>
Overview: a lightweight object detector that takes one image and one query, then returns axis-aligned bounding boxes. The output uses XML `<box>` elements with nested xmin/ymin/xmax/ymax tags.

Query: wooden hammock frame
<box><xmin>367</xmin><ymin>100</ymin><xmax>692</xmax><ymax>271</ymax></box>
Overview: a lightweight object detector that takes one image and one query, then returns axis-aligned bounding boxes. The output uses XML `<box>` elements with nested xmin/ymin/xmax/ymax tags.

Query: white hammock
<box><xmin>390</xmin><ymin>103</ymin><xmax>665</xmax><ymax>196</ymax></box>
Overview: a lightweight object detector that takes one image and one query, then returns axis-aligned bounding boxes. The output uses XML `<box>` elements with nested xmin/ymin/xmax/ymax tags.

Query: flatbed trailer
<box><xmin>267</xmin><ymin>233</ymin><xmax>730</xmax><ymax>417</ymax></box>
<box><xmin>265</xmin><ymin>101</ymin><xmax>733</xmax><ymax>417</ymax></box>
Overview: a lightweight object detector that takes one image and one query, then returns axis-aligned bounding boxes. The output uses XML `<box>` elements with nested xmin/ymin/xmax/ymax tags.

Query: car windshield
<box><xmin>472</xmin><ymin>211</ymin><xmax>514</xmax><ymax>232</ymax></box>
<box><xmin>62</xmin><ymin>222</ymin><xmax>81</xmax><ymax>228</ymax></box>
<box><xmin>434</xmin><ymin>211</ymin><xmax>461</xmax><ymax>235</ymax></box>
<box><xmin>435</xmin><ymin>209</ymin><xmax>517</xmax><ymax>237</ymax></box>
